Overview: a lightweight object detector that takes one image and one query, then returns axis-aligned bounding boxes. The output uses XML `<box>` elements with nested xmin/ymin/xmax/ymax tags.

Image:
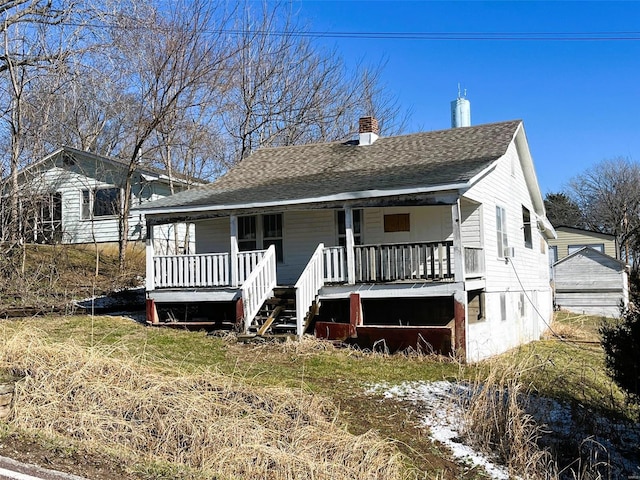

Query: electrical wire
<box><xmin>52</xmin><ymin>22</ymin><xmax>640</xmax><ymax>41</ymax></box>
<box><xmin>506</xmin><ymin>255</ymin><xmax>597</xmax><ymax>353</ymax></box>
<box><xmin>219</xmin><ymin>30</ymin><xmax>640</xmax><ymax>41</ymax></box>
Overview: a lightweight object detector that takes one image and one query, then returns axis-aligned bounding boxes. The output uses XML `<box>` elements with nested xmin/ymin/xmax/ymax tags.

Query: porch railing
<box><xmin>152</xmin><ymin>249</ymin><xmax>267</xmax><ymax>289</ymax></box>
<box><xmin>238</xmin><ymin>250</ymin><xmax>268</xmax><ymax>284</ymax></box>
<box><xmin>323</xmin><ymin>246</ymin><xmax>347</xmax><ymax>282</ymax></box>
<box><xmin>153</xmin><ymin>252</ymin><xmax>230</xmax><ymax>288</ymax></box>
<box><xmin>353</xmin><ymin>241</ymin><xmax>455</xmax><ymax>282</ymax></box>
<box><xmin>295</xmin><ymin>244</ymin><xmax>326</xmax><ymax>337</ymax></box>
<box><xmin>240</xmin><ymin>245</ymin><xmax>277</xmax><ymax>333</ymax></box>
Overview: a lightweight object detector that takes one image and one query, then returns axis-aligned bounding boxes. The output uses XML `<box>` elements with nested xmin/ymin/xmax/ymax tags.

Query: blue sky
<box><xmin>291</xmin><ymin>0</ymin><xmax>640</xmax><ymax>194</ymax></box>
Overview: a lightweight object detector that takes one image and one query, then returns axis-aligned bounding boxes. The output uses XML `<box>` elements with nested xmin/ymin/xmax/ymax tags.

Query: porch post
<box><xmin>453</xmin><ymin>289</ymin><xmax>467</xmax><ymax>362</ymax></box>
<box><xmin>345</xmin><ymin>206</ymin><xmax>356</xmax><ymax>284</ymax></box>
<box><xmin>230</xmin><ymin>214</ymin><xmax>239</xmax><ymax>287</ymax></box>
<box><xmin>451</xmin><ymin>199</ymin><xmax>466</xmax><ymax>282</ymax></box>
<box><xmin>145</xmin><ymin>220</ymin><xmax>155</xmax><ymax>292</ymax></box>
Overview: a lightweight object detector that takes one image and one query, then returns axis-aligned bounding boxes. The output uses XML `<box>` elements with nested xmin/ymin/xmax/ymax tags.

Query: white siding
<box><xmin>362</xmin><ymin>206</ymin><xmax>452</xmax><ymax>244</ymax></box>
<box><xmin>463</xmin><ymin>136</ymin><xmax>553</xmax><ymax>361</ymax></box>
<box><xmin>193</xmin><ymin>207</ymin><xmax>456</xmax><ymax>285</ymax></box>
<box><xmin>195</xmin><ymin>218</ymin><xmax>230</xmax><ymax>253</ymax></box>
<box><xmin>21</xmin><ymin>154</ymin><xmax>185</xmax><ymax>244</ymax></box>
<box><xmin>460</xmin><ymin>200</ymin><xmax>482</xmax><ymax>248</ymax></box>
<box><xmin>279</xmin><ymin>210</ymin><xmax>335</xmax><ymax>284</ymax></box>
<box><xmin>33</xmin><ymin>163</ymin><xmax>138</xmax><ymax>244</ymax></box>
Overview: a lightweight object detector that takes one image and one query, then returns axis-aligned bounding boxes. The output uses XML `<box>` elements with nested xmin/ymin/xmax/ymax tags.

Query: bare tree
<box><xmin>566</xmin><ymin>157</ymin><xmax>640</xmax><ymax>264</ymax></box>
<box><xmin>220</xmin><ymin>2</ymin><xmax>407</xmax><ymax>163</ymax></box>
<box><xmin>0</xmin><ymin>0</ymin><xmax>71</xmax><ymax>246</ymax></box>
<box><xmin>106</xmin><ymin>0</ymin><xmax>235</xmax><ymax>270</ymax></box>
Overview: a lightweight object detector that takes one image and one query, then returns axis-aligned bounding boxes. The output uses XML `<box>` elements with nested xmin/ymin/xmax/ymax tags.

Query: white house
<box><xmin>137</xmin><ymin>118</ymin><xmax>556</xmax><ymax>362</ymax></box>
<box><xmin>2</xmin><ymin>146</ymin><xmax>197</xmax><ymax>253</ymax></box>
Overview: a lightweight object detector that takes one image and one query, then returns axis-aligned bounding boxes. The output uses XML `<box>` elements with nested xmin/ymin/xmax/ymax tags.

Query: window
<box><xmin>496</xmin><ymin>206</ymin><xmax>508</xmax><ymax>257</ymax></box>
<box><xmin>238</xmin><ymin>216</ymin><xmax>257</xmax><ymax>251</ymax></box>
<box><xmin>263</xmin><ymin>213</ymin><xmax>283</xmax><ymax>262</ymax></box>
<box><xmin>237</xmin><ymin>214</ymin><xmax>284</xmax><ymax>262</ymax></box>
<box><xmin>81</xmin><ymin>188</ymin><xmax>120</xmax><ymax>219</ymax></box>
<box><xmin>568</xmin><ymin>244</ymin><xmax>604</xmax><ymax>255</ymax></box>
<box><xmin>519</xmin><ymin>292</ymin><xmax>526</xmax><ymax>318</ymax></box>
<box><xmin>522</xmin><ymin>206</ymin><xmax>532</xmax><ymax>249</ymax></box>
<box><xmin>384</xmin><ymin>213</ymin><xmax>410</xmax><ymax>232</ymax></box>
<box><xmin>337</xmin><ymin>209</ymin><xmax>362</xmax><ymax>247</ymax></box>
<box><xmin>38</xmin><ymin>192</ymin><xmax>63</xmax><ymax>243</ymax></box>
<box><xmin>549</xmin><ymin>246</ymin><xmax>558</xmax><ymax>265</ymax></box>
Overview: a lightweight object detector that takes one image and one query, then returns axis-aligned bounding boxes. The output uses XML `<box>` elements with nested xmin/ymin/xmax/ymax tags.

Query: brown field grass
<box><xmin>0</xmin><ymin>308</ymin><xmax>633</xmax><ymax>479</ymax></box>
<box><xmin>0</xmin><ymin>242</ymin><xmax>145</xmax><ymax>308</ymax></box>
<box><xmin>0</xmin><ymin>329</ymin><xmax>405</xmax><ymax>480</ymax></box>
<box><xmin>460</xmin><ymin>356</ymin><xmax>556</xmax><ymax>479</ymax></box>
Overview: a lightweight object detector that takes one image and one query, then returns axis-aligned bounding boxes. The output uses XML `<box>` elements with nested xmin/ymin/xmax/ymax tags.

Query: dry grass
<box><xmin>459</xmin><ymin>357</ymin><xmax>556</xmax><ymax>479</ymax></box>
<box><xmin>544</xmin><ymin>311</ymin><xmax>604</xmax><ymax>343</ymax></box>
<box><xmin>0</xmin><ymin>242</ymin><xmax>145</xmax><ymax>308</ymax></box>
<box><xmin>0</xmin><ymin>329</ymin><xmax>405</xmax><ymax>479</ymax></box>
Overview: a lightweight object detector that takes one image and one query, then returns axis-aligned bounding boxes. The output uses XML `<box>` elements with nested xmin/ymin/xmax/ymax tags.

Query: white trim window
<box><xmin>568</xmin><ymin>243</ymin><xmax>604</xmax><ymax>255</ymax></box>
<box><xmin>81</xmin><ymin>187</ymin><xmax>121</xmax><ymax>219</ymax></box>
<box><xmin>238</xmin><ymin>215</ymin><xmax>257</xmax><ymax>251</ymax></box>
<box><xmin>263</xmin><ymin>213</ymin><xmax>283</xmax><ymax>262</ymax></box>
<box><xmin>522</xmin><ymin>206</ymin><xmax>532</xmax><ymax>249</ymax></box>
<box><xmin>337</xmin><ymin>209</ymin><xmax>362</xmax><ymax>247</ymax></box>
<box><xmin>496</xmin><ymin>205</ymin><xmax>508</xmax><ymax>258</ymax></box>
<box><xmin>237</xmin><ymin>213</ymin><xmax>284</xmax><ymax>262</ymax></box>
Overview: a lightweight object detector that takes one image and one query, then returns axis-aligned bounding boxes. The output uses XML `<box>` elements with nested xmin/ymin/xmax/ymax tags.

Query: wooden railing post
<box><xmin>345</xmin><ymin>206</ymin><xmax>355</xmax><ymax>284</ymax></box>
<box><xmin>230</xmin><ymin>215</ymin><xmax>239</xmax><ymax>288</ymax></box>
<box><xmin>240</xmin><ymin>245</ymin><xmax>277</xmax><ymax>333</ymax></box>
<box><xmin>145</xmin><ymin>220</ymin><xmax>155</xmax><ymax>291</ymax></box>
<box><xmin>295</xmin><ymin>243</ymin><xmax>326</xmax><ymax>338</ymax></box>
<box><xmin>451</xmin><ymin>199</ymin><xmax>466</xmax><ymax>282</ymax></box>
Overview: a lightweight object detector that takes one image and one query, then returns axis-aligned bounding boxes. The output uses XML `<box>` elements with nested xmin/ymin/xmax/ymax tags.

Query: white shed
<box><xmin>553</xmin><ymin>247</ymin><xmax>628</xmax><ymax>317</ymax></box>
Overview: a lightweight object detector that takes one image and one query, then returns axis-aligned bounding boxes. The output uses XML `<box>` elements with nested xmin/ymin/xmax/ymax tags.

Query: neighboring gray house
<box><xmin>2</xmin><ymin>146</ymin><xmax>197</xmax><ymax>253</ymax></box>
<box><xmin>554</xmin><ymin>246</ymin><xmax>628</xmax><ymax>317</ymax></box>
<box><xmin>137</xmin><ymin>117</ymin><xmax>556</xmax><ymax>362</ymax></box>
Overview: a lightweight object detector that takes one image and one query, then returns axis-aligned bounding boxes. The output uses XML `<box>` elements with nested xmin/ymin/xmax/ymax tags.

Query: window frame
<box><xmin>337</xmin><ymin>209</ymin><xmax>362</xmax><ymax>247</ymax></box>
<box><xmin>237</xmin><ymin>215</ymin><xmax>257</xmax><ymax>252</ymax></box>
<box><xmin>496</xmin><ymin>205</ymin><xmax>508</xmax><ymax>258</ymax></box>
<box><xmin>81</xmin><ymin>187</ymin><xmax>121</xmax><ymax>220</ymax></box>
<box><xmin>522</xmin><ymin>206</ymin><xmax>532</xmax><ymax>249</ymax></box>
<box><xmin>237</xmin><ymin>213</ymin><xmax>284</xmax><ymax>262</ymax></box>
<box><xmin>468</xmin><ymin>290</ymin><xmax>486</xmax><ymax>324</ymax></box>
<box><xmin>262</xmin><ymin>213</ymin><xmax>284</xmax><ymax>262</ymax></box>
<box><xmin>568</xmin><ymin>243</ymin><xmax>604</xmax><ymax>255</ymax></box>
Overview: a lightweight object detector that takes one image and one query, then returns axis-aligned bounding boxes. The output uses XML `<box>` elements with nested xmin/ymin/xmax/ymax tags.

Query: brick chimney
<box><xmin>358</xmin><ymin>116</ymin><xmax>379</xmax><ymax>146</ymax></box>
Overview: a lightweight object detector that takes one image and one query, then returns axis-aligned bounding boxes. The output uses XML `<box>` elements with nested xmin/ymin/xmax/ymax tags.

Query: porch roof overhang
<box><xmin>136</xmin><ymin>181</ymin><xmax>471</xmax><ymax>223</ymax></box>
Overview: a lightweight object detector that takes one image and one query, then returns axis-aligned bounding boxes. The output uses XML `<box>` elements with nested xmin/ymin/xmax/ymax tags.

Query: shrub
<box><xmin>600</xmin><ymin>307</ymin><xmax>640</xmax><ymax>405</ymax></box>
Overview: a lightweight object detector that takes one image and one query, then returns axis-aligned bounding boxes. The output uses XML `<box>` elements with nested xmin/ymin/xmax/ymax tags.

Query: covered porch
<box><xmin>144</xmin><ymin>199</ymin><xmax>486</xmax><ymax>344</ymax></box>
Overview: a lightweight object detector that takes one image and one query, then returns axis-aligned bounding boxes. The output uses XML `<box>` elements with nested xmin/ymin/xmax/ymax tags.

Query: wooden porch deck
<box><xmin>146</xmin><ymin>241</ymin><xmax>485</xmax><ymax>337</ymax></box>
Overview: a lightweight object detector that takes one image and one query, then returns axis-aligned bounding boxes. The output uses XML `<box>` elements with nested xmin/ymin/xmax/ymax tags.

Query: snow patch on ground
<box><xmin>368</xmin><ymin>381</ymin><xmax>510</xmax><ymax>479</ymax></box>
<box><xmin>368</xmin><ymin>381</ymin><xmax>640</xmax><ymax>480</ymax></box>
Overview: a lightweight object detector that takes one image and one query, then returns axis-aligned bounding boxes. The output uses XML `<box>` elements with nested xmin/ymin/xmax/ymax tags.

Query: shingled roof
<box><xmin>140</xmin><ymin>119</ymin><xmax>522</xmax><ymax>213</ymax></box>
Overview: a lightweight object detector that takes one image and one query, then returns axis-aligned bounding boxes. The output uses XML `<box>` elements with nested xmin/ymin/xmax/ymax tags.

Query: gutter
<box><xmin>134</xmin><ymin>181</ymin><xmax>472</xmax><ymax>216</ymax></box>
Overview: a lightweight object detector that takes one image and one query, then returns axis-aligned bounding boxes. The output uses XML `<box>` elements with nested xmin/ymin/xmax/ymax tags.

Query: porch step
<box><xmin>266</xmin><ymin>297</ymin><xmax>295</xmax><ymax>306</ymax></box>
<box><xmin>248</xmin><ymin>287</ymin><xmax>298</xmax><ymax>336</ymax></box>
